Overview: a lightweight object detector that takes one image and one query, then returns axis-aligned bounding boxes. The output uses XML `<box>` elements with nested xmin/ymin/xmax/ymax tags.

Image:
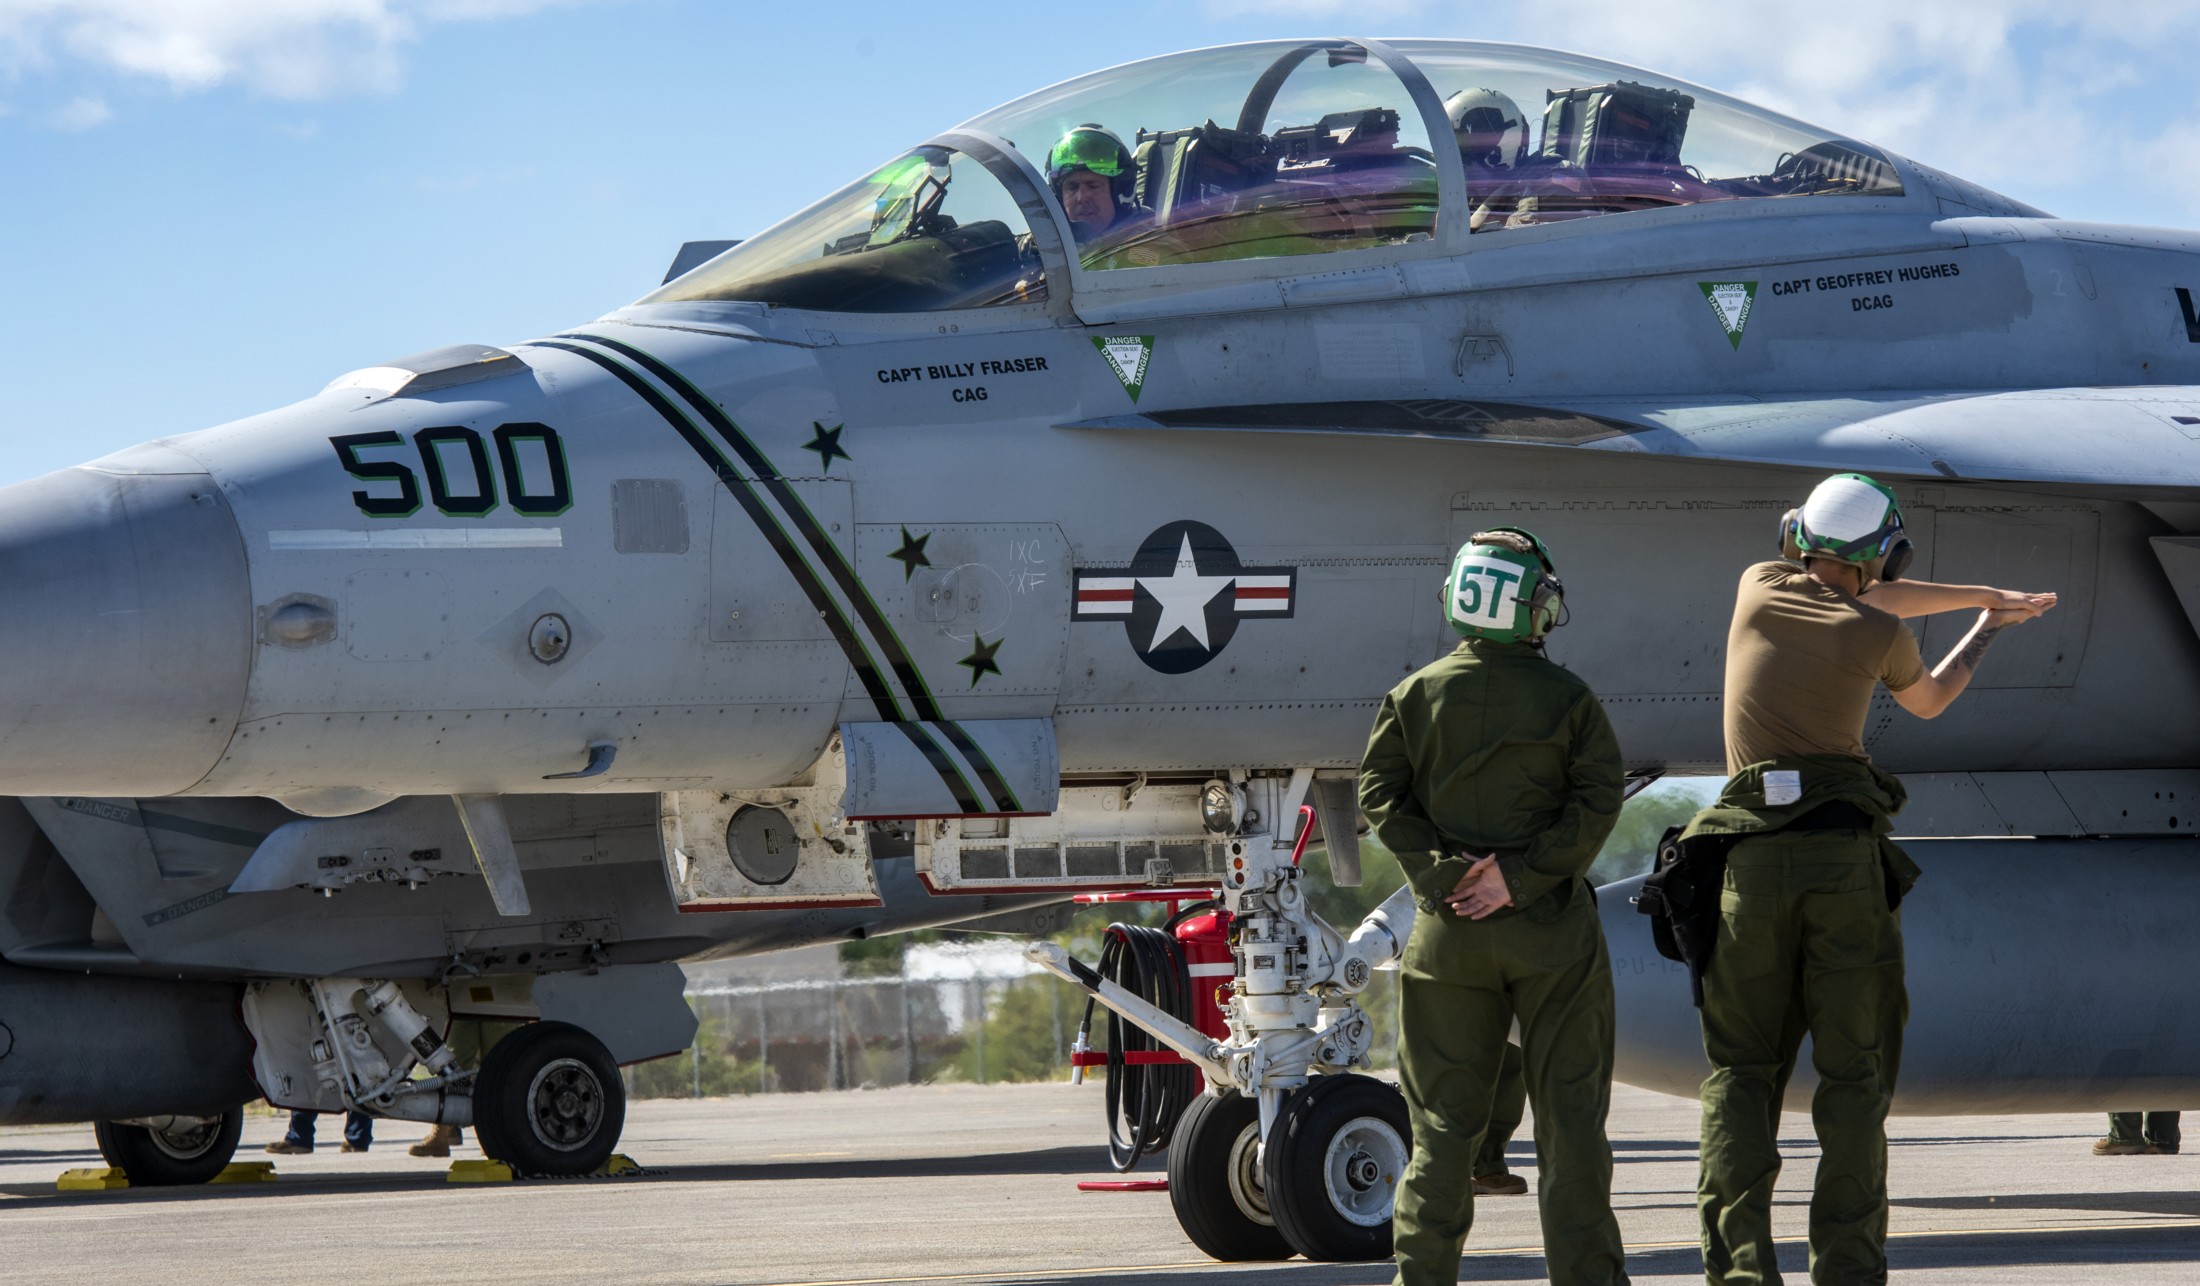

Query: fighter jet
<box><xmin>3</xmin><ymin>33</ymin><xmax>2197</xmax><ymax>1261</ymax></box>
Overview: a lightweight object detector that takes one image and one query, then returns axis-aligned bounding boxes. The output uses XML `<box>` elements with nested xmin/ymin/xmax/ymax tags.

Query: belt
<box><xmin>1440</xmin><ymin>844</ymin><xmax>1529</xmax><ymax>863</ymax></box>
<box><xmin>1785</xmin><ymin>800</ymin><xmax>1875</xmax><ymax>832</ymax></box>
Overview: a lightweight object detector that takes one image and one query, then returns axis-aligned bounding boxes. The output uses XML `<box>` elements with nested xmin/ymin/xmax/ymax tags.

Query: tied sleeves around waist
<box><xmin>1638</xmin><ymin>755</ymin><xmax>1920</xmax><ymax>1005</ymax></box>
<box><xmin>1683</xmin><ymin>755</ymin><xmax>1921</xmax><ymax>907</ymax></box>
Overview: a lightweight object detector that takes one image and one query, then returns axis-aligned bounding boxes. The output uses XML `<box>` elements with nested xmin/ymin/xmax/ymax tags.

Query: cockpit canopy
<box><xmin>647</xmin><ymin>39</ymin><xmax>1908</xmax><ymax>313</ymax></box>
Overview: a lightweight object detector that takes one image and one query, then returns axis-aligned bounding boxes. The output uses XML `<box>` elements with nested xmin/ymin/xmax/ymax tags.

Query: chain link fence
<box><xmin>631</xmin><ymin>956</ymin><xmax>1404</xmax><ymax>1099</ymax></box>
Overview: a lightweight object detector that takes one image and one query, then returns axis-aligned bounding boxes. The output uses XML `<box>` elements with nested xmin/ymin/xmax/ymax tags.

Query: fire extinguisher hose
<box><xmin>1080</xmin><ymin>905</ymin><xmax>1209</xmax><ymax>1172</ymax></box>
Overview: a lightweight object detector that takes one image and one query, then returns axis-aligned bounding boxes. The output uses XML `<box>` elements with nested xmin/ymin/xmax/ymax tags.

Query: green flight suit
<box><xmin>1684</xmin><ymin>757</ymin><xmax>1917</xmax><ymax>1286</ymax></box>
<box><xmin>1360</xmin><ymin>638</ymin><xmax>1629</xmax><ymax>1286</ymax></box>
<box><xmin>1477</xmin><ymin>1042</ymin><xmax>1527</xmax><ymax>1179</ymax></box>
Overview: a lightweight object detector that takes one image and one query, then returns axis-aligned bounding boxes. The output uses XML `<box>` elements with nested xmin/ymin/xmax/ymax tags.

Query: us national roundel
<box><xmin>1071</xmin><ymin>520</ymin><xmax>1296</xmax><ymax>674</ymax></box>
<box><xmin>1450</xmin><ymin>555</ymin><xmax>1527</xmax><ymax>633</ymax></box>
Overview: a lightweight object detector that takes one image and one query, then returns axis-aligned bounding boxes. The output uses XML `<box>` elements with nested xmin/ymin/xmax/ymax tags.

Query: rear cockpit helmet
<box><xmin>1779</xmin><ymin>472</ymin><xmax>1914</xmax><ymax>584</ymax></box>
<box><xmin>1045</xmin><ymin>124</ymin><xmax>1136</xmax><ymax>204</ymax></box>
<box><xmin>1444</xmin><ymin>88</ymin><xmax>1529</xmax><ymax>170</ymax></box>
<box><xmin>1445</xmin><ymin>527</ymin><xmax>1565</xmax><ymax>644</ymax></box>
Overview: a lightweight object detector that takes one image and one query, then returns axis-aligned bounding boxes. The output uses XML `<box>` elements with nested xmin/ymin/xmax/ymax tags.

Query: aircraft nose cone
<box><xmin>0</xmin><ymin>463</ymin><xmax>250</xmax><ymax>795</ymax></box>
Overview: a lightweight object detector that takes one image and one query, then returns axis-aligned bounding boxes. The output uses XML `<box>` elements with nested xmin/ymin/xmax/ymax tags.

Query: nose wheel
<box><xmin>1165</xmin><ymin>1090</ymin><xmax>1294</xmax><ymax>1261</ymax></box>
<box><xmin>1263</xmin><ymin>1074</ymin><xmax>1411</xmax><ymax>1261</ymax></box>
<box><xmin>472</xmin><ymin>1020</ymin><xmax>626</xmax><ymax>1177</ymax></box>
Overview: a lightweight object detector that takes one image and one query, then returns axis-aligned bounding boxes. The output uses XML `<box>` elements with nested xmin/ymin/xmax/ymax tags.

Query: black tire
<box><xmin>92</xmin><ymin>1109</ymin><xmax>244</xmax><ymax>1186</ymax></box>
<box><xmin>472</xmin><ymin>1021</ymin><xmax>625</xmax><ymax>1177</ymax></box>
<box><xmin>1263</xmin><ymin>1074</ymin><xmax>1412</xmax><ymax>1262</ymax></box>
<box><xmin>1166</xmin><ymin>1090</ymin><xmax>1295</xmax><ymax>1262</ymax></box>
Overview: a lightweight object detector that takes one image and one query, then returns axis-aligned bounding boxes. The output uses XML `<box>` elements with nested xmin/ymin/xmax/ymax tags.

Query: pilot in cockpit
<box><xmin>1445</xmin><ymin>88</ymin><xmax>1535</xmax><ymax>232</ymax></box>
<box><xmin>1044</xmin><ymin>124</ymin><xmax>1154</xmax><ymax>251</ymax></box>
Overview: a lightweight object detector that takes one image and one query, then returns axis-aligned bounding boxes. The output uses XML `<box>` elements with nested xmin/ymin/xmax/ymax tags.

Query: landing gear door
<box><xmin>659</xmin><ymin>787</ymin><xmax>880</xmax><ymax>911</ymax></box>
<box><xmin>841</xmin><ymin>717</ymin><xmax>1060</xmax><ymax>819</ymax></box>
<box><xmin>916</xmin><ymin>781</ymin><xmax>1233</xmax><ymax>894</ymax></box>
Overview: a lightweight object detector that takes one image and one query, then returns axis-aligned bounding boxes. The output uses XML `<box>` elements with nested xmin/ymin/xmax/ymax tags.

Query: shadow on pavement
<box><xmin>0</xmin><ymin>1144</ymin><xmax>1115</xmax><ymax>1208</ymax></box>
<box><xmin>955</xmin><ymin>1224</ymin><xmax>2200</xmax><ymax>1286</ymax></box>
<box><xmin>1891</xmin><ymin>1224</ymin><xmax>2200</xmax><ymax>1271</ymax></box>
<box><xmin>1898</xmin><ymin>1190</ymin><xmax>2200</xmax><ymax>1218</ymax></box>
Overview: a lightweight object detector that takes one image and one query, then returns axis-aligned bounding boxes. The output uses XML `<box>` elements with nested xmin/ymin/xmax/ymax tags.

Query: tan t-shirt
<box><xmin>1722</xmin><ymin>561</ymin><xmax>1926</xmax><ymax>774</ymax></box>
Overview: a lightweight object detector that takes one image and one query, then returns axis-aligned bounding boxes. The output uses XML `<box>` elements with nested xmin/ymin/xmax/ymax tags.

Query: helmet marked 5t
<box><xmin>1445</xmin><ymin>527</ymin><xmax>1565</xmax><ymax>644</ymax></box>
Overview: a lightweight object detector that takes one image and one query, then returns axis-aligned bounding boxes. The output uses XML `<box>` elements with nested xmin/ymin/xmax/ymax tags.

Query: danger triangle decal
<box><xmin>1094</xmin><ymin>334</ymin><xmax>1154</xmax><ymax>402</ymax></box>
<box><xmin>1698</xmin><ymin>281</ymin><xmax>1758</xmax><ymax>350</ymax></box>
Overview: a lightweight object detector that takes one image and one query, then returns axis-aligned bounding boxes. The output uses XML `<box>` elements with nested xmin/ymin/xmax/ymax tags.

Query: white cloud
<box><xmin>1201</xmin><ymin>0</ymin><xmax>1423</xmax><ymax>14</ymax></box>
<box><xmin>1508</xmin><ymin>1</ymin><xmax>2200</xmax><ymax>220</ymax></box>
<box><xmin>0</xmin><ymin>0</ymin><xmax>587</xmax><ymax>101</ymax></box>
<box><xmin>44</xmin><ymin>90</ymin><xmax>105</xmax><ymax>127</ymax></box>
<box><xmin>1213</xmin><ymin>0</ymin><xmax>2200</xmax><ymax>220</ymax></box>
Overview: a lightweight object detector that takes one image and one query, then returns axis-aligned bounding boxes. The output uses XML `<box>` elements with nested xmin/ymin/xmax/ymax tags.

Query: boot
<box><xmin>408</xmin><ymin>1124</ymin><xmax>461</xmax><ymax>1158</ymax></box>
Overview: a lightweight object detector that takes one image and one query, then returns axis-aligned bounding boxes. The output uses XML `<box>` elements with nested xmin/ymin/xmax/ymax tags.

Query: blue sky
<box><xmin>3</xmin><ymin>0</ymin><xmax>2196</xmax><ymax>486</ymax></box>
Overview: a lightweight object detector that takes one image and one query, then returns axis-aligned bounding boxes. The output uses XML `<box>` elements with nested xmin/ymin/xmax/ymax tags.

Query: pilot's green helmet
<box><xmin>1046</xmin><ymin>124</ymin><xmax>1134</xmax><ymax>201</ymax></box>
<box><xmin>1444</xmin><ymin>527</ymin><xmax>1564</xmax><ymax>644</ymax></box>
<box><xmin>1778</xmin><ymin>473</ymin><xmax>1914</xmax><ymax>583</ymax></box>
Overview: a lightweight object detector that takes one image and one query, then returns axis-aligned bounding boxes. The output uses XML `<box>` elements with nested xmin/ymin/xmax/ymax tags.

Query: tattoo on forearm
<box><xmin>1953</xmin><ymin>624</ymin><xmax>2004</xmax><ymax>673</ymax></box>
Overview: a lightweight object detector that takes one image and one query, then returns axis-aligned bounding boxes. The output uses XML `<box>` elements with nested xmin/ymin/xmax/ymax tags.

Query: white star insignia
<box><xmin>1139</xmin><ymin>533</ymin><xmax>1233</xmax><ymax>652</ymax></box>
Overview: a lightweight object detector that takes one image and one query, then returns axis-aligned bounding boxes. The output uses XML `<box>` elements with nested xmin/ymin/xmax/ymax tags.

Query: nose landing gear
<box><xmin>1263</xmin><ymin>1073</ymin><xmax>1412</xmax><ymax>1261</ymax></box>
<box><xmin>1165</xmin><ymin>1090</ymin><xmax>1293</xmax><ymax>1261</ymax></box>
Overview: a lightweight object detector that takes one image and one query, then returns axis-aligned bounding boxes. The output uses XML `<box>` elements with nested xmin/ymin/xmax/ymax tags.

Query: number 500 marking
<box><xmin>330</xmin><ymin>423</ymin><xmax>571</xmax><ymax>518</ymax></box>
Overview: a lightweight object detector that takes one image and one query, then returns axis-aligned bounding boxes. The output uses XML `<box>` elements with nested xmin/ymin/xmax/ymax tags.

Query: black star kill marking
<box><xmin>800</xmin><ymin>421</ymin><xmax>851</xmax><ymax>473</ymax></box>
<box><xmin>958</xmin><ymin>635</ymin><xmax>1003</xmax><ymax>688</ymax></box>
<box><xmin>888</xmin><ymin>526</ymin><xmax>932</xmax><ymax>581</ymax></box>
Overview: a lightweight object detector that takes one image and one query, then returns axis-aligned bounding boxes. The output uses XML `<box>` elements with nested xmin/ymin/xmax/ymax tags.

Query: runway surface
<box><xmin>2</xmin><ymin>1082</ymin><xmax>2194</xmax><ymax>1284</ymax></box>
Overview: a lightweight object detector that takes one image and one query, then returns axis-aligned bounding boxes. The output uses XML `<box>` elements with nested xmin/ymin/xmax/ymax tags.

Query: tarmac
<box><xmin>1</xmin><ymin>1081</ymin><xmax>2194</xmax><ymax>1285</ymax></box>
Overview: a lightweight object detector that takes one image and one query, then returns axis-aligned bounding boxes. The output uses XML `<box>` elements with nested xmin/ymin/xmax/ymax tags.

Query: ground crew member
<box><xmin>1689</xmin><ymin>473</ymin><xmax>2055</xmax><ymax>1285</ymax></box>
<box><xmin>1361</xmin><ymin>527</ymin><xmax>1630</xmax><ymax>1286</ymax></box>
<box><xmin>2094</xmin><ymin>1111</ymin><xmax>2180</xmax><ymax>1156</ymax></box>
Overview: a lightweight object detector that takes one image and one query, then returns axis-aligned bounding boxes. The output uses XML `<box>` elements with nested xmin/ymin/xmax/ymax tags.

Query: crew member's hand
<box><xmin>1446</xmin><ymin>855</ymin><xmax>1515</xmax><ymax>920</ymax></box>
<box><xmin>1985</xmin><ymin>589</ymin><xmax>2057</xmax><ymax>618</ymax></box>
<box><xmin>1984</xmin><ymin>602</ymin><xmax>2044</xmax><ymax>627</ymax></box>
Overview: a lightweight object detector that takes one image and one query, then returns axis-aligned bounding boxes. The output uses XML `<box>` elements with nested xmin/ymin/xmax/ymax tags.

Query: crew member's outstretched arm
<box><xmin>1891</xmin><ymin>602</ymin><xmax>2051</xmax><ymax>719</ymax></box>
<box><xmin>1861</xmin><ymin>579</ymin><xmax>2057</xmax><ymax>620</ymax></box>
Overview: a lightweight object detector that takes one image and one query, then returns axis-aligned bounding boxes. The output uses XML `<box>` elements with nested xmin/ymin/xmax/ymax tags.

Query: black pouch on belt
<box><xmin>1634</xmin><ymin>825</ymin><xmax>1736</xmax><ymax>1007</ymax></box>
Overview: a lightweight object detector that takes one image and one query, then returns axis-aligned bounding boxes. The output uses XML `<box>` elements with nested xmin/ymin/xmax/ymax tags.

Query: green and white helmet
<box><xmin>1780</xmin><ymin>473</ymin><xmax>1914</xmax><ymax>583</ymax></box>
<box><xmin>1443</xmin><ymin>527</ymin><xmax>1564</xmax><ymax>644</ymax></box>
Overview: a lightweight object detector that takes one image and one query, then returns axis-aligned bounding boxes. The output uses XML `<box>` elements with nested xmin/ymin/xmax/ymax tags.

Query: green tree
<box><xmin>628</xmin><ymin>1007</ymin><xmax>775</xmax><ymax>1098</ymax></box>
<box><xmin>1586</xmin><ymin>777</ymin><xmax>1721</xmax><ymax>887</ymax></box>
<box><xmin>949</xmin><ymin>975</ymin><xmax>1075</xmax><ymax>1084</ymax></box>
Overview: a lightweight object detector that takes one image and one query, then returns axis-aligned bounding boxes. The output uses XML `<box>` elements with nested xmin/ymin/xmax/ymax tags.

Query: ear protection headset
<box><xmin>1776</xmin><ymin>474</ymin><xmax>1914</xmax><ymax>584</ymax></box>
<box><xmin>1481</xmin><ymin>526</ymin><xmax>1567</xmax><ymax>639</ymax></box>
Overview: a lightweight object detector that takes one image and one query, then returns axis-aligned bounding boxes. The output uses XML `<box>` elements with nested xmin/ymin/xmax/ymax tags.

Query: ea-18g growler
<box><xmin>3</xmin><ymin>34</ymin><xmax>2198</xmax><ymax>1262</ymax></box>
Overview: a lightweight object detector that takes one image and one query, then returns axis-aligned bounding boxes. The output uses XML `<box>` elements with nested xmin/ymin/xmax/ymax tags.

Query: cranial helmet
<box><xmin>1778</xmin><ymin>473</ymin><xmax>1914</xmax><ymax>584</ymax></box>
<box><xmin>1443</xmin><ymin>88</ymin><xmax>1529</xmax><ymax>170</ymax></box>
<box><xmin>1444</xmin><ymin>527</ymin><xmax>1565</xmax><ymax>644</ymax></box>
<box><xmin>1045</xmin><ymin>124</ymin><xmax>1135</xmax><ymax>204</ymax></box>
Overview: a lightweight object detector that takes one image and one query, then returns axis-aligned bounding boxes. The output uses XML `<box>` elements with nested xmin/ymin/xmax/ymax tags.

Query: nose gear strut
<box><xmin>1028</xmin><ymin>787</ymin><xmax>1419</xmax><ymax>1262</ymax></box>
